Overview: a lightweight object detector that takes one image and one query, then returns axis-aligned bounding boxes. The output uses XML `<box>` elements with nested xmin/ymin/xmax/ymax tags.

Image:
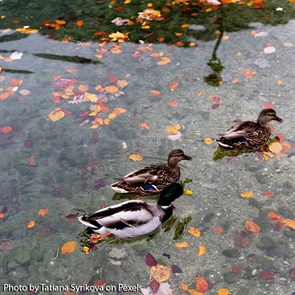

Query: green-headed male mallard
<box><xmin>217</xmin><ymin>108</ymin><xmax>283</xmax><ymax>150</ymax></box>
<box><xmin>110</xmin><ymin>149</ymin><xmax>192</xmax><ymax>195</ymax></box>
<box><xmin>78</xmin><ymin>183</ymin><xmax>193</xmax><ymax>239</ymax></box>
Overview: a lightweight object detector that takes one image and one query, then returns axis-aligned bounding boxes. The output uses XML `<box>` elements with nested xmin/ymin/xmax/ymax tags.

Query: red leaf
<box><xmin>145</xmin><ymin>252</ymin><xmax>157</xmax><ymax>267</ymax></box>
<box><xmin>212</xmin><ymin>103</ymin><xmax>220</xmax><ymax>109</ymax></box>
<box><xmin>66</xmin><ymin>213</ymin><xmax>79</xmax><ymax>220</ymax></box>
<box><xmin>93</xmin><ymin>279</ymin><xmax>105</xmax><ymax>287</ymax></box>
<box><xmin>149</xmin><ymin>278</ymin><xmax>160</xmax><ymax>293</ymax></box>
<box><xmin>259</xmin><ymin>270</ymin><xmax>274</xmax><ymax>280</ymax></box>
<box><xmin>24</xmin><ymin>139</ymin><xmax>33</xmax><ymax>149</ymax></box>
<box><xmin>231</xmin><ymin>265</ymin><xmax>242</xmax><ymax>274</ymax></box>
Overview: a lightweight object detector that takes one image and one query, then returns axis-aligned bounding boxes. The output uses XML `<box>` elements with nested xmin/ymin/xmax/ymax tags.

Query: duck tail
<box><xmin>78</xmin><ymin>215</ymin><xmax>101</xmax><ymax>229</ymax></box>
<box><xmin>110</xmin><ymin>182</ymin><xmax>130</xmax><ymax>193</ymax></box>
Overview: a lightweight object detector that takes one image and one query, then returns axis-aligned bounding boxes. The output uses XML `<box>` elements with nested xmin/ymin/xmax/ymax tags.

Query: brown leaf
<box><xmin>145</xmin><ymin>252</ymin><xmax>158</xmax><ymax>267</ymax></box>
<box><xmin>233</xmin><ymin>230</ymin><xmax>252</xmax><ymax>248</ymax></box>
<box><xmin>150</xmin><ymin>264</ymin><xmax>172</xmax><ymax>283</ymax></box>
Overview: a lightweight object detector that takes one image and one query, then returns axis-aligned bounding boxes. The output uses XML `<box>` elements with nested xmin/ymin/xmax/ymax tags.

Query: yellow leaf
<box><xmin>188</xmin><ymin>290</ymin><xmax>203</xmax><ymax>295</ymax></box>
<box><xmin>27</xmin><ymin>220</ymin><xmax>36</xmax><ymax>228</ymax></box>
<box><xmin>129</xmin><ymin>154</ymin><xmax>143</xmax><ymax>161</ymax></box>
<box><xmin>218</xmin><ymin>288</ymin><xmax>230</xmax><ymax>295</ymax></box>
<box><xmin>165</xmin><ymin>124</ymin><xmax>181</xmax><ymax>135</ymax></box>
<box><xmin>60</xmin><ymin>241</ymin><xmax>77</xmax><ymax>254</ymax></box>
<box><xmin>157</xmin><ymin>57</ymin><xmax>171</xmax><ymax>65</ymax></box>
<box><xmin>204</xmin><ymin>138</ymin><xmax>213</xmax><ymax>145</ymax></box>
<box><xmin>188</xmin><ymin>227</ymin><xmax>201</xmax><ymax>237</ymax></box>
<box><xmin>48</xmin><ymin>108</ymin><xmax>65</xmax><ymax>122</ymax></box>
<box><xmin>175</xmin><ymin>241</ymin><xmax>189</xmax><ymax>249</ymax></box>
<box><xmin>38</xmin><ymin>208</ymin><xmax>48</xmax><ymax>216</ymax></box>
<box><xmin>181</xmin><ymin>23</ymin><xmax>189</xmax><ymax>28</ymax></box>
<box><xmin>113</xmin><ymin>107</ymin><xmax>126</xmax><ymax>114</ymax></box>
<box><xmin>150</xmin><ymin>264</ymin><xmax>172</xmax><ymax>283</ymax></box>
<box><xmin>108</xmin><ymin>112</ymin><xmax>117</xmax><ymax>119</ymax></box>
<box><xmin>240</xmin><ymin>191</ymin><xmax>254</xmax><ymax>198</ymax></box>
<box><xmin>103</xmin><ymin>118</ymin><xmax>111</xmax><ymax>125</ymax></box>
<box><xmin>282</xmin><ymin>219</ymin><xmax>295</xmax><ymax>230</ymax></box>
<box><xmin>198</xmin><ymin>245</ymin><xmax>206</xmax><ymax>256</ymax></box>
<box><xmin>268</xmin><ymin>142</ymin><xmax>283</xmax><ymax>154</ymax></box>
<box><xmin>108</xmin><ymin>31</ymin><xmax>129</xmax><ymax>42</ymax></box>
<box><xmin>82</xmin><ymin>246</ymin><xmax>90</xmax><ymax>254</ymax></box>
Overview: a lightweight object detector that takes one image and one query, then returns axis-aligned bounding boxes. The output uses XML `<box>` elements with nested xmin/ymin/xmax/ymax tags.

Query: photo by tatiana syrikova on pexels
<box><xmin>3</xmin><ymin>283</ymin><xmax>142</xmax><ymax>293</ymax></box>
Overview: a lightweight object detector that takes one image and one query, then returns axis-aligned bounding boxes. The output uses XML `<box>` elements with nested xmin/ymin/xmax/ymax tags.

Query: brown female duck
<box><xmin>110</xmin><ymin>149</ymin><xmax>192</xmax><ymax>195</ymax></box>
<box><xmin>217</xmin><ymin>109</ymin><xmax>283</xmax><ymax>149</ymax></box>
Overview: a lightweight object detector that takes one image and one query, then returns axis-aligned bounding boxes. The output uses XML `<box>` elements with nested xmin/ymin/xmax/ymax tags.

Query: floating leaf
<box><xmin>180</xmin><ymin>282</ymin><xmax>189</xmax><ymax>291</ymax></box>
<box><xmin>240</xmin><ymin>191</ymin><xmax>254</xmax><ymax>198</ymax></box>
<box><xmin>48</xmin><ymin>108</ymin><xmax>66</xmax><ymax>122</ymax></box>
<box><xmin>244</xmin><ymin>220</ymin><xmax>260</xmax><ymax>233</ymax></box>
<box><xmin>0</xmin><ymin>126</ymin><xmax>13</xmax><ymax>134</ymax></box>
<box><xmin>140</xmin><ymin>121</ymin><xmax>151</xmax><ymax>130</ymax></box>
<box><xmin>150</xmin><ymin>264</ymin><xmax>172</xmax><ymax>283</ymax></box>
<box><xmin>27</xmin><ymin>220</ymin><xmax>36</xmax><ymax>228</ymax></box>
<box><xmin>128</xmin><ymin>154</ymin><xmax>143</xmax><ymax>161</ymax></box>
<box><xmin>105</xmin><ymin>85</ymin><xmax>119</xmax><ymax>93</ymax></box>
<box><xmin>60</xmin><ymin>241</ymin><xmax>77</xmax><ymax>254</ymax></box>
<box><xmin>165</xmin><ymin>124</ymin><xmax>181</xmax><ymax>135</ymax></box>
<box><xmin>167</xmin><ymin>100</ymin><xmax>178</xmax><ymax>107</ymax></box>
<box><xmin>175</xmin><ymin>241</ymin><xmax>189</xmax><ymax>249</ymax></box>
<box><xmin>66</xmin><ymin>213</ymin><xmax>79</xmax><ymax>220</ymax></box>
<box><xmin>38</xmin><ymin>208</ymin><xmax>48</xmax><ymax>216</ymax></box>
<box><xmin>157</xmin><ymin>57</ymin><xmax>171</xmax><ymax>65</ymax></box>
<box><xmin>116</xmin><ymin>79</ymin><xmax>128</xmax><ymax>88</ymax></box>
<box><xmin>260</xmin><ymin>191</ymin><xmax>273</xmax><ymax>197</ymax></box>
<box><xmin>76</xmin><ymin>20</ymin><xmax>84</xmax><ymax>27</ymax></box>
<box><xmin>268</xmin><ymin>212</ymin><xmax>282</xmax><ymax>223</ymax></box>
<box><xmin>282</xmin><ymin>219</ymin><xmax>295</xmax><ymax>230</ymax></box>
<box><xmin>188</xmin><ymin>227</ymin><xmax>201</xmax><ymax>237</ymax></box>
<box><xmin>188</xmin><ymin>290</ymin><xmax>203</xmax><ymax>295</ymax></box>
<box><xmin>259</xmin><ymin>270</ymin><xmax>274</xmax><ymax>280</ymax></box>
<box><xmin>197</xmin><ymin>245</ymin><xmax>206</xmax><ymax>256</ymax></box>
<box><xmin>264</xmin><ymin>46</ymin><xmax>276</xmax><ymax>54</ymax></box>
<box><xmin>169</xmin><ymin>81</ymin><xmax>179</xmax><ymax>90</ymax></box>
<box><xmin>268</xmin><ymin>142</ymin><xmax>283</xmax><ymax>154</ymax></box>
<box><xmin>243</xmin><ymin>69</ymin><xmax>256</xmax><ymax>79</ymax></box>
<box><xmin>213</xmin><ymin>226</ymin><xmax>224</xmax><ymax>233</ymax></box>
<box><xmin>234</xmin><ymin>230</ymin><xmax>252</xmax><ymax>248</ymax></box>
<box><xmin>218</xmin><ymin>288</ymin><xmax>230</xmax><ymax>295</ymax></box>
<box><xmin>145</xmin><ymin>252</ymin><xmax>157</xmax><ymax>267</ymax></box>
<box><xmin>150</xmin><ymin>89</ymin><xmax>161</xmax><ymax>96</ymax></box>
<box><xmin>196</xmin><ymin>276</ymin><xmax>210</xmax><ymax>293</ymax></box>
<box><xmin>204</xmin><ymin>138</ymin><xmax>213</xmax><ymax>145</ymax></box>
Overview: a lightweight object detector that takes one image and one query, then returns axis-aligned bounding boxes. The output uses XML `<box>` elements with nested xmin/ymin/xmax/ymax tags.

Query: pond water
<box><xmin>0</xmin><ymin>3</ymin><xmax>295</xmax><ymax>295</ymax></box>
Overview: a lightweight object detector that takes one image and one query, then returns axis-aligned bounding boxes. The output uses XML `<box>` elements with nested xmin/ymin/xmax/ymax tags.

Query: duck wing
<box><xmin>219</xmin><ymin>121</ymin><xmax>256</xmax><ymax>140</ymax></box>
<box><xmin>79</xmin><ymin>200</ymin><xmax>155</xmax><ymax>230</ymax></box>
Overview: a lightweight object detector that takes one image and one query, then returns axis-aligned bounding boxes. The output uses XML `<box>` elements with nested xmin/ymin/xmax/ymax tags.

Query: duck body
<box><xmin>111</xmin><ymin>149</ymin><xmax>192</xmax><ymax>195</ymax></box>
<box><xmin>78</xmin><ymin>183</ymin><xmax>187</xmax><ymax>239</ymax></box>
<box><xmin>217</xmin><ymin>109</ymin><xmax>283</xmax><ymax>150</ymax></box>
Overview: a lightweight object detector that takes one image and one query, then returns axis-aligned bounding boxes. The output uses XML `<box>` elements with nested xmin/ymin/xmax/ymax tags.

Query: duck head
<box><xmin>257</xmin><ymin>109</ymin><xmax>283</xmax><ymax>126</ymax></box>
<box><xmin>167</xmin><ymin>149</ymin><xmax>192</xmax><ymax>167</ymax></box>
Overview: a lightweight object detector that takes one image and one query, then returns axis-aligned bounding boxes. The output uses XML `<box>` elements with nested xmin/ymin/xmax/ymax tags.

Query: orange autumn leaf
<box><xmin>282</xmin><ymin>219</ymin><xmax>295</xmax><ymax>230</ymax></box>
<box><xmin>218</xmin><ymin>288</ymin><xmax>230</xmax><ymax>295</ymax></box>
<box><xmin>169</xmin><ymin>81</ymin><xmax>179</xmax><ymax>91</ymax></box>
<box><xmin>240</xmin><ymin>191</ymin><xmax>254</xmax><ymax>198</ymax></box>
<box><xmin>105</xmin><ymin>85</ymin><xmax>119</xmax><ymax>93</ymax></box>
<box><xmin>268</xmin><ymin>212</ymin><xmax>282</xmax><ymax>223</ymax></box>
<box><xmin>188</xmin><ymin>290</ymin><xmax>203</xmax><ymax>295</ymax></box>
<box><xmin>108</xmin><ymin>112</ymin><xmax>117</xmax><ymax>119</ymax></box>
<box><xmin>188</xmin><ymin>226</ymin><xmax>201</xmax><ymax>237</ymax></box>
<box><xmin>27</xmin><ymin>220</ymin><xmax>36</xmax><ymax>228</ymax></box>
<box><xmin>140</xmin><ymin>121</ymin><xmax>151</xmax><ymax>130</ymax></box>
<box><xmin>263</xmin><ymin>102</ymin><xmax>274</xmax><ymax>109</ymax></box>
<box><xmin>232</xmin><ymin>77</ymin><xmax>240</xmax><ymax>84</ymax></box>
<box><xmin>277</xmin><ymin>79</ymin><xmax>283</xmax><ymax>86</ymax></box>
<box><xmin>0</xmin><ymin>212</ymin><xmax>5</xmax><ymax>219</ymax></box>
<box><xmin>0</xmin><ymin>92</ymin><xmax>10</xmax><ymax>100</ymax></box>
<box><xmin>76</xmin><ymin>20</ymin><xmax>84</xmax><ymax>27</ymax></box>
<box><xmin>281</xmin><ymin>141</ymin><xmax>291</xmax><ymax>154</ymax></box>
<box><xmin>129</xmin><ymin>154</ymin><xmax>143</xmax><ymax>161</ymax></box>
<box><xmin>196</xmin><ymin>276</ymin><xmax>209</xmax><ymax>293</ymax></box>
<box><xmin>28</xmin><ymin>156</ymin><xmax>36</xmax><ymax>166</ymax></box>
<box><xmin>116</xmin><ymin>79</ymin><xmax>128</xmax><ymax>88</ymax></box>
<box><xmin>175</xmin><ymin>241</ymin><xmax>189</xmax><ymax>249</ymax></box>
<box><xmin>260</xmin><ymin>191</ymin><xmax>273</xmax><ymax>197</ymax></box>
<box><xmin>167</xmin><ymin>100</ymin><xmax>178</xmax><ymax>107</ymax></box>
<box><xmin>243</xmin><ymin>69</ymin><xmax>256</xmax><ymax>79</ymax></box>
<box><xmin>10</xmin><ymin>78</ymin><xmax>23</xmax><ymax>86</ymax></box>
<box><xmin>60</xmin><ymin>241</ymin><xmax>77</xmax><ymax>254</ymax></box>
<box><xmin>165</xmin><ymin>123</ymin><xmax>181</xmax><ymax>135</ymax></box>
<box><xmin>103</xmin><ymin>118</ymin><xmax>111</xmax><ymax>125</ymax></box>
<box><xmin>150</xmin><ymin>89</ymin><xmax>161</xmax><ymax>96</ymax></box>
<box><xmin>244</xmin><ymin>220</ymin><xmax>260</xmax><ymax>233</ymax></box>
<box><xmin>78</xmin><ymin>84</ymin><xmax>89</xmax><ymax>92</ymax></box>
<box><xmin>157</xmin><ymin>57</ymin><xmax>171</xmax><ymax>65</ymax></box>
<box><xmin>180</xmin><ymin>282</ymin><xmax>189</xmax><ymax>291</ymax></box>
<box><xmin>213</xmin><ymin>226</ymin><xmax>224</xmax><ymax>233</ymax></box>
<box><xmin>113</xmin><ymin>107</ymin><xmax>126</xmax><ymax>114</ymax></box>
<box><xmin>48</xmin><ymin>108</ymin><xmax>66</xmax><ymax>122</ymax></box>
<box><xmin>268</xmin><ymin>142</ymin><xmax>283</xmax><ymax>154</ymax></box>
<box><xmin>38</xmin><ymin>208</ymin><xmax>48</xmax><ymax>216</ymax></box>
<box><xmin>198</xmin><ymin>245</ymin><xmax>206</xmax><ymax>256</ymax></box>
<box><xmin>150</xmin><ymin>264</ymin><xmax>172</xmax><ymax>283</ymax></box>
<box><xmin>204</xmin><ymin>138</ymin><xmax>213</xmax><ymax>145</ymax></box>
<box><xmin>0</xmin><ymin>126</ymin><xmax>13</xmax><ymax>134</ymax></box>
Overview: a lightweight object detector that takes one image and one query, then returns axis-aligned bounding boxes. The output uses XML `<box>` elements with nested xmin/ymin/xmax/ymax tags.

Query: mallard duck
<box><xmin>78</xmin><ymin>183</ymin><xmax>192</xmax><ymax>239</ymax></box>
<box><xmin>217</xmin><ymin>109</ymin><xmax>283</xmax><ymax>149</ymax></box>
<box><xmin>110</xmin><ymin>149</ymin><xmax>192</xmax><ymax>195</ymax></box>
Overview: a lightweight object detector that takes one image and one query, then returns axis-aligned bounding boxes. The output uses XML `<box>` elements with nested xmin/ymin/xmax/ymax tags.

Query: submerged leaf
<box><xmin>60</xmin><ymin>241</ymin><xmax>77</xmax><ymax>254</ymax></box>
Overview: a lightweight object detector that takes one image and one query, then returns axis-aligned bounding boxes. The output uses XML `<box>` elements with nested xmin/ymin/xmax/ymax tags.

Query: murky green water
<box><xmin>1</xmin><ymin>3</ymin><xmax>295</xmax><ymax>295</ymax></box>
